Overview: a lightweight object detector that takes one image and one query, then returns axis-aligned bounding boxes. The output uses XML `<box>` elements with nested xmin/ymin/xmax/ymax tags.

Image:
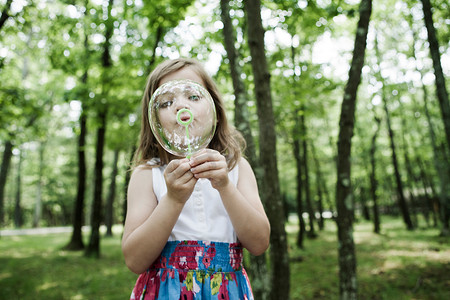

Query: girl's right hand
<box><xmin>164</xmin><ymin>158</ymin><xmax>197</xmax><ymax>204</ymax></box>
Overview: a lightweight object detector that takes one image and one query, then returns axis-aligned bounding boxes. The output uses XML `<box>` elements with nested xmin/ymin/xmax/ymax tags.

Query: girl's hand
<box><xmin>189</xmin><ymin>149</ymin><xmax>229</xmax><ymax>190</ymax></box>
<box><xmin>164</xmin><ymin>158</ymin><xmax>197</xmax><ymax>204</ymax></box>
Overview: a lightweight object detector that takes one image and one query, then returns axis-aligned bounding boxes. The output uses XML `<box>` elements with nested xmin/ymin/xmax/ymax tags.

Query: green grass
<box><xmin>287</xmin><ymin>217</ymin><xmax>450</xmax><ymax>300</ymax></box>
<box><xmin>0</xmin><ymin>231</ymin><xmax>137</xmax><ymax>300</ymax></box>
<box><xmin>1</xmin><ymin>217</ymin><xmax>449</xmax><ymax>299</ymax></box>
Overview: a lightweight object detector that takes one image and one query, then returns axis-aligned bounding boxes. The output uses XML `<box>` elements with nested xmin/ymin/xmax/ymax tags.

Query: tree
<box><xmin>245</xmin><ymin>0</ymin><xmax>290</xmax><ymax>298</ymax></box>
<box><xmin>85</xmin><ymin>0</ymin><xmax>114</xmax><ymax>258</ymax></box>
<box><xmin>420</xmin><ymin>0</ymin><xmax>450</xmax><ymax>236</ymax></box>
<box><xmin>335</xmin><ymin>0</ymin><xmax>372</xmax><ymax>299</ymax></box>
<box><xmin>220</xmin><ymin>1</ymin><xmax>269</xmax><ymax>298</ymax></box>
<box><xmin>369</xmin><ymin>115</ymin><xmax>381</xmax><ymax>233</ymax></box>
<box><xmin>374</xmin><ymin>34</ymin><xmax>414</xmax><ymax>231</ymax></box>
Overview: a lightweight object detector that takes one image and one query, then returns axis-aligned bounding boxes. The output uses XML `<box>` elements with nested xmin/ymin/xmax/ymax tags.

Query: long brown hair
<box><xmin>134</xmin><ymin>58</ymin><xmax>245</xmax><ymax>170</ymax></box>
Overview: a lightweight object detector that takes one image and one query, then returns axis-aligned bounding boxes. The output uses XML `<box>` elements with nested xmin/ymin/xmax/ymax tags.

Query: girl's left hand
<box><xmin>189</xmin><ymin>149</ymin><xmax>229</xmax><ymax>190</ymax></box>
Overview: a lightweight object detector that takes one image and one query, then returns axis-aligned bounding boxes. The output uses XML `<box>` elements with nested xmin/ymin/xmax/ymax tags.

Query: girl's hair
<box><xmin>134</xmin><ymin>58</ymin><xmax>245</xmax><ymax>170</ymax></box>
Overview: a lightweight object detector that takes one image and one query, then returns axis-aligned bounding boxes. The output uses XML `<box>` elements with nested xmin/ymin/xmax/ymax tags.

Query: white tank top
<box><xmin>151</xmin><ymin>162</ymin><xmax>239</xmax><ymax>243</ymax></box>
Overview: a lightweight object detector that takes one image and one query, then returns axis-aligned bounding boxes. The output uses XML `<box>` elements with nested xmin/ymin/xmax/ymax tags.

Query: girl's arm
<box><xmin>190</xmin><ymin>150</ymin><xmax>270</xmax><ymax>255</ymax></box>
<box><xmin>122</xmin><ymin>158</ymin><xmax>196</xmax><ymax>274</ymax></box>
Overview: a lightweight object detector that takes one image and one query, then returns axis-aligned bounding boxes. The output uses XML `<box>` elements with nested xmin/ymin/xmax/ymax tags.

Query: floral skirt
<box><xmin>130</xmin><ymin>240</ymin><xmax>254</xmax><ymax>300</ymax></box>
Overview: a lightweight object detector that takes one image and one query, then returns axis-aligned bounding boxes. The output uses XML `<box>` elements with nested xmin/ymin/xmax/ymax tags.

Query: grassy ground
<box><xmin>287</xmin><ymin>217</ymin><xmax>450</xmax><ymax>300</ymax></box>
<box><xmin>0</xmin><ymin>217</ymin><xmax>448</xmax><ymax>299</ymax></box>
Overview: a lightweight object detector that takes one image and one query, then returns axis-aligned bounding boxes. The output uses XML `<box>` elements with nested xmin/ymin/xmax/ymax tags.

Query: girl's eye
<box><xmin>159</xmin><ymin>100</ymin><xmax>173</xmax><ymax>108</ymax></box>
<box><xmin>188</xmin><ymin>94</ymin><xmax>201</xmax><ymax>101</ymax></box>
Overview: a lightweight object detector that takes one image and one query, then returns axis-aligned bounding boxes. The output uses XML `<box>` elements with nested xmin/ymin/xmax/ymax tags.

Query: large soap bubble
<box><xmin>149</xmin><ymin>79</ymin><xmax>217</xmax><ymax>158</ymax></box>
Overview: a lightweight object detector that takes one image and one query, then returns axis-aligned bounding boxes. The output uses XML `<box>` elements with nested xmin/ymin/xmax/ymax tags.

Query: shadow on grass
<box><xmin>0</xmin><ymin>234</ymin><xmax>136</xmax><ymax>300</ymax></box>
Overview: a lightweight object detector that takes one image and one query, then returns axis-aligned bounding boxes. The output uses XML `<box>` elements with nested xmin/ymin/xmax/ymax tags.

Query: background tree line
<box><xmin>0</xmin><ymin>0</ymin><xmax>448</xmax><ymax>299</ymax></box>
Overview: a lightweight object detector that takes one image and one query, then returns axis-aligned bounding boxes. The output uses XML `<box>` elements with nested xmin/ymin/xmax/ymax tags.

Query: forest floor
<box><xmin>0</xmin><ymin>217</ymin><xmax>448</xmax><ymax>299</ymax></box>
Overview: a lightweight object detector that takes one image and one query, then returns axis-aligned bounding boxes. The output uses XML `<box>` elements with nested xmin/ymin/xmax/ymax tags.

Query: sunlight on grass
<box><xmin>1</xmin><ymin>218</ymin><xmax>449</xmax><ymax>300</ymax></box>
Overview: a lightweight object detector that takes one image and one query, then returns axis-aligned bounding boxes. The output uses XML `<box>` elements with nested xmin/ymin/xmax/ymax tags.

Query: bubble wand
<box><xmin>176</xmin><ymin>108</ymin><xmax>194</xmax><ymax>159</ymax></box>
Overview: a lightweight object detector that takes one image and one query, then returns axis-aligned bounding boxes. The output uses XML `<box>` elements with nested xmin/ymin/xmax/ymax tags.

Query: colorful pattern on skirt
<box><xmin>130</xmin><ymin>240</ymin><xmax>254</xmax><ymax>300</ymax></box>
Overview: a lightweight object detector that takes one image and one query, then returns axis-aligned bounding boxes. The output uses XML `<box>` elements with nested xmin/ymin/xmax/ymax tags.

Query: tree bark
<box><xmin>381</xmin><ymin>89</ymin><xmax>414</xmax><ymax>230</ymax></box>
<box><xmin>311</xmin><ymin>141</ymin><xmax>325</xmax><ymax>230</ymax></box>
<box><xmin>14</xmin><ymin>149</ymin><xmax>23</xmax><ymax>228</ymax></box>
<box><xmin>0</xmin><ymin>140</ymin><xmax>13</xmax><ymax>226</ymax></box>
<box><xmin>336</xmin><ymin>0</ymin><xmax>372</xmax><ymax>299</ymax></box>
<box><xmin>32</xmin><ymin>142</ymin><xmax>45</xmax><ymax>228</ymax></box>
<box><xmin>85</xmin><ymin>107</ymin><xmax>107</xmax><ymax>258</ymax></box>
<box><xmin>220</xmin><ymin>1</ymin><xmax>268</xmax><ymax>299</ymax></box>
<box><xmin>293</xmin><ymin>112</ymin><xmax>306</xmax><ymax>248</ymax></box>
<box><xmin>245</xmin><ymin>0</ymin><xmax>290</xmax><ymax>298</ymax></box>
<box><xmin>369</xmin><ymin>116</ymin><xmax>381</xmax><ymax>234</ymax></box>
<box><xmin>0</xmin><ymin>0</ymin><xmax>12</xmax><ymax>31</ymax></box>
<box><xmin>85</xmin><ymin>0</ymin><xmax>114</xmax><ymax>258</ymax></box>
<box><xmin>66</xmin><ymin>9</ymin><xmax>90</xmax><ymax>249</ymax></box>
<box><xmin>105</xmin><ymin>149</ymin><xmax>119</xmax><ymax>237</ymax></box>
<box><xmin>374</xmin><ymin>34</ymin><xmax>414</xmax><ymax>231</ymax></box>
<box><xmin>300</xmin><ymin>103</ymin><xmax>316</xmax><ymax>238</ymax></box>
<box><xmin>419</xmin><ymin>0</ymin><xmax>450</xmax><ymax>233</ymax></box>
<box><xmin>420</xmin><ymin>0</ymin><xmax>450</xmax><ymax>150</ymax></box>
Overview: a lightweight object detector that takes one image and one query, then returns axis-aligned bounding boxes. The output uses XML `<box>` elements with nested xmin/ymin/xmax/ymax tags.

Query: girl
<box><xmin>122</xmin><ymin>58</ymin><xmax>270</xmax><ymax>299</ymax></box>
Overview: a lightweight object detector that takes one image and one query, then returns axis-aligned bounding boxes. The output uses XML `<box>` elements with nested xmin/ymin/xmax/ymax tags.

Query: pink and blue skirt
<box><xmin>130</xmin><ymin>240</ymin><xmax>254</xmax><ymax>300</ymax></box>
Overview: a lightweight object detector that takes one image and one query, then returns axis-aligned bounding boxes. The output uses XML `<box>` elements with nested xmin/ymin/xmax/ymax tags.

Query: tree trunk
<box><xmin>409</xmin><ymin>20</ymin><xmax>442</xmax><ymax>229</ymax></box>
<box><xmin>336</xmin><ymin>1</ymin><xmax>372</xmax><ymax>299</ymax></box>
<box><xmin>220</xmin><ymin>0</ymin><xmax>256</xmax><ymax>165</ymax></box>
<box><xmin>85</xmin><ymin>0</ymin><xmax>113</xmax><ymax>258</ymax></box>
<box><xmin>374</xmin><ymin>34</ymin><xmax>414</xmax><ymax>231</ymax></box>
<box><xmin>381</xmin><ymin>93</ymin><xmax>414</xmax><ymax>230</ymax></box>
<box><xmin>418</xmin><ymin>0</ymin><xmax>450</xmax><ymax>233</ymax></box>
<box><xmin>300</xmin><ymin>103</ymin><xmax>316</xmax><ymax>238</ymax></box>
<box><xmin>122</xmin><ymin>145</ymin><xmax>136</xmax><ymax>225</ymax></box>
<box><xmin>220</xmin><ymin>1</ymin><xmax>268</xmax><ymax>299</ymax></box>
<box><xmin>105</xmin><ymin>149</ymin><xmax>119</xmax><ymax>237</ymax></box>
<box><xmin>0</xmin><ymin>0</ymin><xmax>12</xmax><ymax>31</ymax></box>
<box><xmin>420</xmin><ymin>0</ymin><xmax>450</xmax><ymax>150</ymax></box>
<box><xmin>311</xmin><ymin>142</ymin><xmax>325</xmax><ymax>230</ymax></box>
<box><xmin>14</xmin><ymin>148</ymin><xmax>23</xmax><ymax>228</ymax></box>
<box><xmin>291</xmin><ymin>45</ymin><xmax>306</xmax><ymax>248</ymax></box>
<box><xmin>32</xmin><ymin>142</ymin><xmax>45</xmax><ymax>228</ymax></box>
<box><xmin>245</xmin><ymin>0</ymin><xmax>290</xmax><ymax>298</ymax></box>
<box><xmin>85</xmin><ymin>107</ymin><xmax>107</xmax><ymax>258</ymax></box>
<box><xmin>0</xmin><ymin>140</ymin><xmax>13</xmax><ymax>226</ymax></box>
<box><xmin>369</xmin><ymin>116</ymin><xmax>381</xmax><ymax>234</ymax></box>
<box><xmin>423</xmin><ymin>85</ymin><xmax>450</xmax><ymax>234</ymax></box>
<box><xmin>293</xmin><ymin>113</ymin><xmax>306</xmax><ymax>248</ymax></box>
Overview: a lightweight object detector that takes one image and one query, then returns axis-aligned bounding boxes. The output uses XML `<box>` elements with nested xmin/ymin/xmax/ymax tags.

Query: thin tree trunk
<box><xmin>245</xmin><ymin>0</ymin><xmax>290</xmax><ymax>298</ymax></box>
<box><xmin>369</xmin><ymin>116</ymin><xmax>381</xmax><ymax>233</ymax></box>
<box><xmin>375</xmin><ymin>34</ymin><xmax>414</xmax><ymax>231</ymax></box>
<box><xmin>291</xmin><ymin>45</ymin><xmax>306</xmax><ymax>248</ymax></box>
<box><xmin>420</xmin><ymin>0</ymin><xmax>450</xmax><ymax>233</ymax></box>
<box><xmin>14</xmin><ymin>149</ymin><xmax>23</xmax><ymax>228</ymax></box>
<box><xmin>123</xmin><ymin>145</ymin><xmax>136</xmax><ymax>225</ymax></box>
<box><xmin>311</xmin><ymin>142</ymin><xmax>325</xmax><ymax>230</ymax></box>
<box><xmin>0</xmin><ymin>140</ymin><xmax>13</xmax><ymax>226</ymax></box>
<box><xmin>65</xmin><ymin>14</ymin><xmax>90</xmax><ymax>249</ymax></box>
<box><xmin>399</xmin><ymin>102</ymin><xmax>425</xmax><ymax>225</ymax></box>
<box><xmin>420</xmin><ymin>0</ymin><xmax>450</xmax><ymax>150</ymax></box>
<box><xmin>220</xmin><ymin>1</ymin><xmax>268</xmax><ymax>299</ymax></box>
<box><xmin>32</xmin><ymin>142</ymin><xmax>45</xmax><ymax>228</ymax></box>
<box><xmin>381</xmin><ymin>93</ymin><xmax>414</xmax><ymax>230</ymax></box>
<box><xmin>294</xmin><ymin>113</ymin><xmax>306</xmax><ymax>248</ymax></box>
<box><xmin>85</xmin><ymin>0</ymin><xmax>113</xmax><ymax>258</ymax></box>
<box><xmin>336</xmin><ymin>1</ymin><xmax>372</xmax><ymax>299</ymax></box>
<box><xmin>85</xmin><ymin>107</ymin><xmax>107</xmax><ymax>258</ymax></box>
<box><xmin>105</xmin><ymin>149</ymin><xmax>119</xmax><ymax>237</ymax></box>
<box><xmin>300</xmin><ymin>103</ymin><xmax>316</xmax><ymax>238</ymax></box>
<box><xmin>408</xmin><ymin>20</ymin><xmax>442</xmax><ymax>228</ymax></box>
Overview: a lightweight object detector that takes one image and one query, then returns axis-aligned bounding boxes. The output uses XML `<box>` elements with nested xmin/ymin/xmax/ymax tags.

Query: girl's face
<box><xmin>151</xmin><ymin>67</ymin><xmax>216</xmax><ymax>157</ymax></box>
